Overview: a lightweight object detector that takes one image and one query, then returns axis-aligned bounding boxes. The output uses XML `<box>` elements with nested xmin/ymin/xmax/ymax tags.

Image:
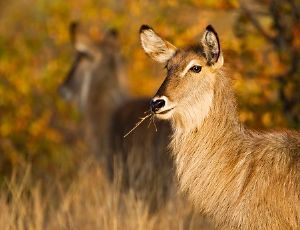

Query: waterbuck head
<box><xmin>59</xmin><ymin>22</ymin><xmax>120</xmax><ymax>109</ymax></box>
<box><xmin>140</xmin><ymin>25</ymin><xmax>224</xmax><ymax>130</ymax></box>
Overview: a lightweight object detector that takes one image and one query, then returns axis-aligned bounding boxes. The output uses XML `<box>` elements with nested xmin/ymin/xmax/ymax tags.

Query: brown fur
<box><xmin>140</xmin><ymin>24</ymin><xmax>300</xmax><ymax>229</ymax></box>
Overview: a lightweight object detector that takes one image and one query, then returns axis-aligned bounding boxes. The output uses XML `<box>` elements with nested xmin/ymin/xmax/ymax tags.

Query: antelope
<box><xmin>140</xmin><ymin>24</ymin><xmax>300</xmax><ymax>229</ymax></box>
<box><xmin>59</xmin><ymin>23</ymin><xmax>125</xmax><ymax>177</ymax></box>
<box><xmin>59</xmin><ymin>23</ymin><xmax>174</xmax><ymax>212</ymax></box>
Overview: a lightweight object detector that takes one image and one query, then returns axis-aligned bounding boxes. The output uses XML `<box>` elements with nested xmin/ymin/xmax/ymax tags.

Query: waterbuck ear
<box><xmin>69</xmin><ymin>21</ymin><xmax>79</xmax><ymax>45</ymax></box>
<box><xmin>103</xmin><ymin>28</ymin><xmax>119</xmax><ymax>48</ymax></box>
<box><xmin>140</xmin><ymin>25</ymin><xmax>177</xmax><ymax>63</ymax></box>
<box><xmin>69</xmin><ymin>22</ymin><xmax>95</xmax><ymax>55</ymax></box>
<box><xmin>201</xmin><ymin>25</ymin><xmax>223</xmax><ymax>68</ymax></box>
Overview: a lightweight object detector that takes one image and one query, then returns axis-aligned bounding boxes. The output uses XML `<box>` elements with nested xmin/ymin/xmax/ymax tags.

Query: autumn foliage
<box><xmin>0</xmin><ymin>0</ymin><xmax>299</xmax><ymax>228</ymax></box>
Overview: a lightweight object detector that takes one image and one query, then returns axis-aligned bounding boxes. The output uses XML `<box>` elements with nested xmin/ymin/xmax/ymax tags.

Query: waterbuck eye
<box><xmin>190</xmin><ymin>65</ymin><xmax>202</xmax><ymax>73</ymax></box>
<box><xmin>78</xmin><ymin>51</ymin><xmax>94</xmax><ymax>61</ymax></box>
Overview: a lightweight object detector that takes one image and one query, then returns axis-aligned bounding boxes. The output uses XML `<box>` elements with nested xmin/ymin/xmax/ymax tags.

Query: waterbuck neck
<box><xmin>85</xmin><ymin>62</ymin><xmax>125</xmax><ymax>113</ymax></box>
<box><xmin>170</xmin><ymin>72</ymin><xmax>300</xmax><ymax>228</ymax></box>
<box><xmin>83</xmin><ymin>68</ymin><xmax>126</xmax><ymax>154</ymax></box>
<box><xmin>170</xmin><ymin>73</ymin><xmax>245</xmax><ymax>220</ymax></box>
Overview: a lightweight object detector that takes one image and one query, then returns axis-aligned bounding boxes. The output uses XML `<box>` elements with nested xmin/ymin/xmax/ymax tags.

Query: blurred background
<box><xmin>0</xmin><ymin>0</ymin><xmax>299</xmax><ymax>228</ymax></box>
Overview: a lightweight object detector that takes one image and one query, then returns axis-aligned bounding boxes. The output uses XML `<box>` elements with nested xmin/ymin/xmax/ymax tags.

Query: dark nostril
<box><xmin>150</xmin><ymin>99</ymin><xmax>165</xmax><ymax>112</ymax></box>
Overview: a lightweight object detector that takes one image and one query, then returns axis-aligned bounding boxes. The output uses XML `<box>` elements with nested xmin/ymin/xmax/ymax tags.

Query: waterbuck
<box><xmin>140</xmin><ymin>24</ymin><xmax>300</xmax><ymax>229</ymax></box>
<box><xmin>59</xmin><ymin>23</ymin><xmax>174</xmax><ymax>212</ymax></box>
<box><xmin>59</xmin><ymin>23</ymin><xmax>125</xmax><ymax>176</ymax></box>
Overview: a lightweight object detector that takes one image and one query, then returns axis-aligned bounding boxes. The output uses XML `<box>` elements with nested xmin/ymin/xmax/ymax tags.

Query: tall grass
<box><xmin>0</xmin><ymin>158</ymin><xmax>214</xmax><ymax>230</ymax></box>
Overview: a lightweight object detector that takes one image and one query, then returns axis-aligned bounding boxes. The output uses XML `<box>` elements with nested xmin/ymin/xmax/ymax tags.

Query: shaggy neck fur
<box><xmin>170</xmin><ymin>72</ymin><xmax>300</xmax><ymax>229</ymax></box>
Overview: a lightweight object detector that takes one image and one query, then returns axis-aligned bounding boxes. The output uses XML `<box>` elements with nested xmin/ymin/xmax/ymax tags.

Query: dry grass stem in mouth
<box><xmin>150</xmin><ymin>115</ymin><xmax>158</xmax><ymax>132</ymax></box>
<box><xmin>144</xmin><ymin>109</ymin><xmax>151</xmax><ymax>114</ymax></box>
<box><xmin>144</xmin><ymin>109</ymin><xmax>158</xmax><ymax>132</ymax></box>
<box><xmin>123</xmin><ymin>112</ymin><xmax>152</xmax><ymax>138</ymax></box>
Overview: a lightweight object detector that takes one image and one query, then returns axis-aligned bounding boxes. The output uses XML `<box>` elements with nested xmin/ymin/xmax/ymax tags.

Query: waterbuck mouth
<box><xmin>156</xmin><ymin>107</ymin><xmax>174</xmax><ymax>115</ymax></box>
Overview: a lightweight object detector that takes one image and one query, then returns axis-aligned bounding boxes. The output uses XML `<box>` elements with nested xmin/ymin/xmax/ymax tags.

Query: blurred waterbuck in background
<box><xmin>59</xmin><ymin>22</ymin><xmax>125</xmax><ymax>176</ymax></box>
<box><xmin>59</xmin><ymin>22</ymin><xmax>174</xmax><ymax>212</ymax></box>
<box><xmin>140</xmin><ymin>24</ymin><xmax>300</xmax><ymax>228</ymax></box>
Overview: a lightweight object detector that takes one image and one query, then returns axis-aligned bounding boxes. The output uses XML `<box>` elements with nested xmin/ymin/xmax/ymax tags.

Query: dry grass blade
<box><xmin>144</xmin><ymin>109</ymin><xmax>151</xmax><ymax>114</ymax></box>
<box><xmin>146</xmin><ymin>112</ymin><xmax>158</xmax><ymax>132</ymax></box>
<box><xmin>123</xmin><ymin>113</ymin><xmax>152</xmax><ymax>138</ymax></box>
<box><xmin>151</xmin><ymin>116</ymin><xmax>158</xmax><ymax>132</ymax></box>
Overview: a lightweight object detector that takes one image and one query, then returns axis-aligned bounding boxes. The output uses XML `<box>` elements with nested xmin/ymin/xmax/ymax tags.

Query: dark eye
<box><xmin>190</xmin><ymin>65</ymin><xmax>202</xmax><ymax>73</ymax></box>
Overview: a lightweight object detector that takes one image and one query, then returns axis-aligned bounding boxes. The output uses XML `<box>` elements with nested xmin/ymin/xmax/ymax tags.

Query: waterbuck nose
<box><xmin>150</xmin><ymin>99</ymin><xmax>165</xmax><ymax>113</ymax></box>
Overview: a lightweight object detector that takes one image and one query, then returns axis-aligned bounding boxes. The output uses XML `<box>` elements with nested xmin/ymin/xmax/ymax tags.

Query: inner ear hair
<box><xmin>202</xmin><ymin>25</ymin><xmax>221</xmax><ymax>65</ymax></box>
<box><xmin>140</xmin><ymin>25</ymin><xmax>177</xmax><ymax>63</ymax></box>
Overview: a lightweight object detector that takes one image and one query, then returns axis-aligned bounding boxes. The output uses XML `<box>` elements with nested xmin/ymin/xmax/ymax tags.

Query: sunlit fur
<box><xmin>140</xmin><ymin>24</ymin><xmax>300</xmax><ymax>229</ymax></box>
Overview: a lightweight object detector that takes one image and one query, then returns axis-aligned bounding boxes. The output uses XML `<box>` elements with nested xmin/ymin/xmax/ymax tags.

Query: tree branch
<box><xmin>240</xmin><ymin>3</ymin><xmax>275</xmax><ymax>44</ymax></box>
<box><xmin>288</xmin><ymin>0</ymin><xmax>300</xmax><ymax>22</ymax></box>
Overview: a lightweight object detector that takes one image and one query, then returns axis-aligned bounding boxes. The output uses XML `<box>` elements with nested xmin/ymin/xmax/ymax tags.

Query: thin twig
<box><xmin>123</xmin><ymin>113</ymin><xmax>152</xmax><ymax>138</ymax></box>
